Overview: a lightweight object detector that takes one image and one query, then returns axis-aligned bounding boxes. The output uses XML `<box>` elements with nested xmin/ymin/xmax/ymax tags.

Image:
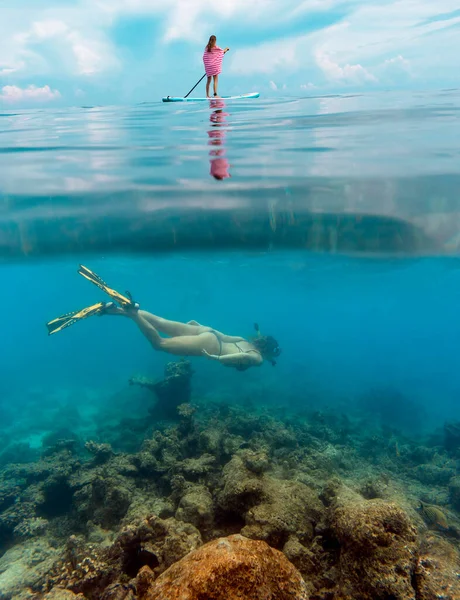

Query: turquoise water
<box><xmin>1</xmin><ymin>90</ymin><xmax>460</xmax><ymax>595</ymax></box>
<box><xmin>2</xmin><ymin>90</ymin><xmax>460</xmax><ymax>258</ymax></box>
<box><xmin>2</xmin><ymin>89</ymin><xmax>460</xmax><ymax>442</ymax></box>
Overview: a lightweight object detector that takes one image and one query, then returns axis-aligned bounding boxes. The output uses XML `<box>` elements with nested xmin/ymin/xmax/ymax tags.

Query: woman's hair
<box><xmin>206</xmin><ymin>35</ymin><xmax>217</xmax><ymax>52</ymax></box>
<box><xmin>252</xmin><ymin>335</ymin><xmax>281</xmax><ymax>365</ymax></box>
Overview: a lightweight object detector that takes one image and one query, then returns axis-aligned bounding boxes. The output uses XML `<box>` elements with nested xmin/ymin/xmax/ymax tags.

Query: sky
<box><xmin>0</xmin><ymin>0</ymin><xmax>459</xmax><ymax>106</ymax></box>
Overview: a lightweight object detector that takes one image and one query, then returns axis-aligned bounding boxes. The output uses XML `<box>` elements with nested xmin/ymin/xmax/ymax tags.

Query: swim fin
<box><xmin>46</xmin><ymin>301</ymin><xmax>107</xmax><ymax>335</ymax></box>
<box><xmin>77</xmin><ymin>265</ymin><xmax>138</xmax><ymax>309</ymax></box>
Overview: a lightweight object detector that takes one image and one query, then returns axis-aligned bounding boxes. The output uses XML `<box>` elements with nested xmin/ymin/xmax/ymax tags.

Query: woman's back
<box><xmin>203</xmin><ymin>45</ymin><xmax>224</xmax><ymax>77</ymax></box>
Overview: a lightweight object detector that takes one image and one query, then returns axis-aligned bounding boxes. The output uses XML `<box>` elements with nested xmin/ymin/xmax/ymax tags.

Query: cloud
<box><xmin>230</xmin><ymin>38</ymin><xmax>300</xmax><ymax>74</ymax></box>
<box><xmin>300</xmin><ymin>82</ymin><xmax>317</xmax><ymax>90</ymax></box>
<box><xmin>229</xmin><ymin>0</ymin><xmax>460</xmax><ymax>88</ymax></box>
<box><xmin>105</xmin><ymin>0</ymin><xmax>349</xmax><ymax>43</ymax></box>
<box><xmin>315</xmin><ymin>48</ymin><xmax>377</xmax><ymax>83</ymax></box>
<box><xmin>383</xmin><ymin>55</ymin><xmax>411</xmax><ymax>71</ymax></box>
<box><xmin>26</xmin><ymin>19</ymin><xmax>117</xmax><ymax>75</ymax></box>
<box><xmin>31</xmin><ymin>19</ymin><xmax>69</xmax><ymax>39</ymax></box>
<box><xmin>0</xmin><ymin>14</ymin><xmax>119</xmax><ymax>79</ymax></box>
<box><xmin>1</xmin><ymin>0</ymin><xmax>460</xmax><ymax>104</ymax></box>
<box><xmin>0</xmin><ymin>84</ymin><xmax>61</xmax><ymax>102</ymax></box>
<box><xmin>0</xmin><ymin>67</ymin><xmax>21</xmax><ymax>76</ymax></box>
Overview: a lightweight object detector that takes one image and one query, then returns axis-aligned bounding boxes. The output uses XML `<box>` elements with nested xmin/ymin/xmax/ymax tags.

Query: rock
<box><xmin>282</xmin><ymin>535</ymin><xmax>320</xmax><ymax>581</ymax></box>
<box><xmin>0</xmin><ymin>538</ymin><xmax>60</xmax><ymax>598</ymax></box>
<box><xmin>115</xmin><ymin>516</ymin><xmax>202</xmax><ymax>574</ymax></box>
<box><xmin>43</xmin><ymin>590</ymin><xmax>86</xmax><ymax>599</ymax></box>
<box><xmin>330</xmin><ymin>485</ymin><xmax>418</xmax><ymax>600</ymax></box>
<box><xmin>449</xmin><ymin>476</ymin><xmax>460</xmax><ymax>511</ymax></box>
<box><xmin>175</xmin><ymin>484</ymin><xmax>214</xmax><ymax>531</ymax></box>
<box><xmin>85</xmin><ymin>441</ymin><xmax>115</xmax><ymax>464</ymax></box>
<box><xmin>242</xmin><ymin>478</ymin><xmax>323</xmax><ymax>548</ymax></box>
<box><xmin>136</xmin><ymin>534</ymin><xmax>310</xmax><ymax>600</ymax></box>
<box><xmin>218</xmin><ymin>456</ymin><xmax>323</xmax><ymax>549</ymax></box>
<box><xmin>240</xmin><ymin>449</ymin><xmax>270</xmax><ymax>474</ymax></box>
<box><xmin>444</xmin><ymin>421</ymin><xmax>460</xmax><ymax>454</ymax></box>
<box><xmin>73</xmin><ymin>475</ymin><xmax>132</xmax><ymax>527</ymax></box>
<box><xmin>413</xmin><ymin>534</ymin><xmax>460</xmax><ymax>599</ymax></box>
<box><xmin>413</xmin><ymin>464</ymin><xmax>455</xmax><ymax>486</ymax></box>
<box><xmin>43</xmin><ymin>516</ymin><xmax>202</xmax><ymax>595</ymax></box>
<box><xmin>100</xmin><ymin>582</ymin><xmax>136</xmax><ymax>599</ymax></box>
<box><xmin>131</xmin><ymin>359</ymin><xmax>194</xmax><ymax>420</ymax></box>
<box><xmin>175</xmin><ymin>454</ymin><xmax>216</xmax><ymax>479</ymax></box>
<box><xmin>218</xmin><ymin>455</ymin><xmax>265</xmax><ymax>513</ymax></box>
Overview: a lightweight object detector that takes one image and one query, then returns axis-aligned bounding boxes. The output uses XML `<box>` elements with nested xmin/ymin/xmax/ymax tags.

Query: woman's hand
<box><xmin>224</xmin><ymin>47</ymin><xmax>230</xmax><ymax>53</ymax></box>
<box><xmin>202</xmin><ymin>349</ymin><xmax>220</xmax><ymax>361</ymax></box>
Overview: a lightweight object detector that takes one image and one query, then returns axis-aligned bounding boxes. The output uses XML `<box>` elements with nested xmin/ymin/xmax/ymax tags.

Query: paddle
<box><xmin>184</xmin><ymin>74</ymin><xmax>207</xmax><ymax>99</ymax></box>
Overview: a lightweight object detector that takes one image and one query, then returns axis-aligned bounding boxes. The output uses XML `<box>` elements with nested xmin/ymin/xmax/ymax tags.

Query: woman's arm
<box><xmin>203</xmin><ymin>350</ymin><xmax>262</xmax><ymax>367</ymax></box>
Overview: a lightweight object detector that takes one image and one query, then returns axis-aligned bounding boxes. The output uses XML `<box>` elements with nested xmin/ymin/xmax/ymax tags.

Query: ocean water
<box><xmin>1</xmin><ymin>89</ymin><xmax>460</xmax><ymax>596</ymax></box>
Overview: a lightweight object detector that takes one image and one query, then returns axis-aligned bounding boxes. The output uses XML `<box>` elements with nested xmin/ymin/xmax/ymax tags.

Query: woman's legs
<box><xmin>213</xmin><ymin>75</ymin><xmax>219</xmax><ymax>97</ymax></box>
<box><xmin>140</xmin><ymin>311</ymin><xmax>210</xmax><ymax>336</ymax></box>
<box><xmin>206</xmin><ymin>76</ymin><xmax>212</xmax><ymax>97</ymax></box>
<box><xmin>103</xmin><ymin>304</ymin><xmax>209</xmax><ymax>337</ymax></box>
<box><xmin>128</xmin><ymin>310</ymin><xmax>219</xmax><ymax>356</ymax></box>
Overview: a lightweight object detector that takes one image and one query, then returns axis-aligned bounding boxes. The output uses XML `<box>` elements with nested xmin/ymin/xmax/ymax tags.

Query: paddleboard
<box><xmin>162</xmin><ymin>92</ymin><xmax>259</xmax><ymax>103</ymax></box>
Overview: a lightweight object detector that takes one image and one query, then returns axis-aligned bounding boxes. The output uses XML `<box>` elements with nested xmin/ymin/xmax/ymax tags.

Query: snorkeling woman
<box><xmin>203</xmin><ymin>35</ymin><xmax>230</xmax><ymax>98</ymax></box>
<box><xmin>46</xmin><ymin>265</ymin><xmax>281</xmax><ymax>372</ymax></box>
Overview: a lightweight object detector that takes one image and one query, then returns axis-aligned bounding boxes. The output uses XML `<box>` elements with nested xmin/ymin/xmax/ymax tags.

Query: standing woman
<box><xmin>203</xmin><ymin>35</ymin><xmax>229</xmax><ymax>98</ymax></box>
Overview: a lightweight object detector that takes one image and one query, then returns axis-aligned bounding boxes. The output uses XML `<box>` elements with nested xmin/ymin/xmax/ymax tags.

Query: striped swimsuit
<box><xmin>203</xmin><ymin>46</ymin><xmax>224</xmax><ymax>77</ymax></box>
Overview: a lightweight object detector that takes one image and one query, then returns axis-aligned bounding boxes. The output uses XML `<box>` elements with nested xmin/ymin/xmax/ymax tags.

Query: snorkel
<box><xmin>253</xmin><ymin>323</ymin><xmax>281</xmax><ymax>366</ymax></box>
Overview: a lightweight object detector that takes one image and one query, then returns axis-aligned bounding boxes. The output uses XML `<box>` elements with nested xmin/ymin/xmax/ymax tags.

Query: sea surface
<box><xmin>1</xmin><ymin>89</ymin><xmax>460</xmax><ymax>596</ymax></box>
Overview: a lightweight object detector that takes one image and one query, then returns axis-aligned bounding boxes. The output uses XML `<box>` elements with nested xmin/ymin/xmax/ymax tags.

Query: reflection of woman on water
<box><xmin>208</xmin><ymin>98</ymin><xmax>230</xmax><ymax>180</ymax></box>
<box><xmin>46</xmin><ymin>266</ymin><xmax>281</xmax><ymax>372</ymax></box>
<box><xmin>203</xmin><ymin>35</ymin><xmax>230</xmax><ymax>98</ymax></box>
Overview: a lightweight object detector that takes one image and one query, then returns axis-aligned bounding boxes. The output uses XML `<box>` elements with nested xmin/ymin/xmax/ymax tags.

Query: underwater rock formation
<box><xmin>42</xmin><ymin>516</ymin><xmax>202</xmax><ymax>597</ymax></box>
<box><xmin>357</xmin><ymin>386</ymin><xmax>424</xmax><ymax>432</ymax></box>
<box><xmin>0</xmin><ymin>449</ymin><xmax>79</xmax><ymax>555</ymax></box>
<box><xmin>218</xmin><ymin>454</ymin><xmax>324</xmax><ymax>549</ymax></box>
<box><xmin>413</xmin><ymin>534</ymin><xmax>460</xmax><ymax>599</ymax></box>
<box><xmin>3</xmin><ymin>395</ymin><xmax>460</xmax><ymax>599</ymax></box>
<box><xmin>43</xmin><ymin>590</ymin><xmax>86</xmax><ymax>599</ymax></box>
<box><xmin>328</xmin><ymin>482</ymin><xmax>418</xmax><ymax>600</ymax></box>
<box><xmin>449</xmin><ymin>476</ymin><xmax>460</xmax><ymax>511</ymax></box>
<box><xmin>175</xmin><ymin>483</ymin><xmax>214</xmax><ymax>533</ymax></box>
<box><xmin>129</xmin><ymin>360</ymin><xmax>194</xmax><ymax>420</ymax></box>
<box><xmin>136</xmin><ymin>534</ymin><xmax>310</xmax><ymax>600</ymax></box>
<box><xmin>0</xmin><ymin>537</ymin><xmax>60</xmax><ymax>598</ymax></box>
<box><xmin>84</xmin><ymin>441</ymin><xmax>114</xmax><ymax>465</ymax></box>
<box><xmin>444</xmin><ymin>421</ymin><xmax>460</xmax><ymax>455</ymax></box>
<box><xmin>73</xmin><ymin>473</ymin><xmax>133</xmax><ymax>528</ymax></box>
<box><xmin>413</xmin><ymin>463</ymin><xmax>455</xmax><ymax>486</ymax></box>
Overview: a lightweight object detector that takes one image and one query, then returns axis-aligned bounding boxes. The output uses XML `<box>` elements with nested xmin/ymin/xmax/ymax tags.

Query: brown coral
<box><xmin>136</xmin><ymin>534</ymin><xmax>310</xmax><ymax>600</ymax></box>
<box><xmin>218</xmin><ymin>455</ymin><xmax>323</xmax><ymax>549</ymax></box>
<box><xmin>42</xmin><ymin>590</ymin><xmax>86</xmax><ymax>599</ymax></box>
<box><xmin>175</xmin><ymin>484</ymin><xmax>214</xmax><ymax>532</ymax></box>
<box><xmin>413</xmin><ymin>534</ymin><xmax>460</xmax><ymax>599</ymax></box>
<box><xmin>330</xmin><ymin>485</ymin><xmax>418</xmax><ymax>600</ymax></box>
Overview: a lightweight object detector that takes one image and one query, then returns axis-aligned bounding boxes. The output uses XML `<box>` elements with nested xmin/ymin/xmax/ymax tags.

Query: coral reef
<box><xmin>357</xmin><ymin>386</ymin><xmax>425</xmax><ymax>433</ymax></box>
<box><xmin>444</xmin><ymin>421</ymin><xmax>460</xmax><ymax>455</ymax></box>
<box><xmin>1</xmin><ymin>372</ymin><xmax>460</xmax><ymax>599</ymax></box>
<box><xmin>328</xmin><ymin>482</ymin><xmax>418</xmax><ymax>599</ymax></box>
<box><xmin>129</xmin><ymin>360</ymin><xmax>194</xmax><ymax>420</ymax></box>
<box><xmin>217</xmin><ymin>454</ymin><xmax>324</xmax><ymax>549</ymax></box>
<box><xmin>136</xmin><ymin>534</ymin><xmax>310</xmax><ymax>600</ymax></box>
<box><xmin>40</xmin><ymin>516</ymin><xmax>202</xmax><ymax>598</ymax></box>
